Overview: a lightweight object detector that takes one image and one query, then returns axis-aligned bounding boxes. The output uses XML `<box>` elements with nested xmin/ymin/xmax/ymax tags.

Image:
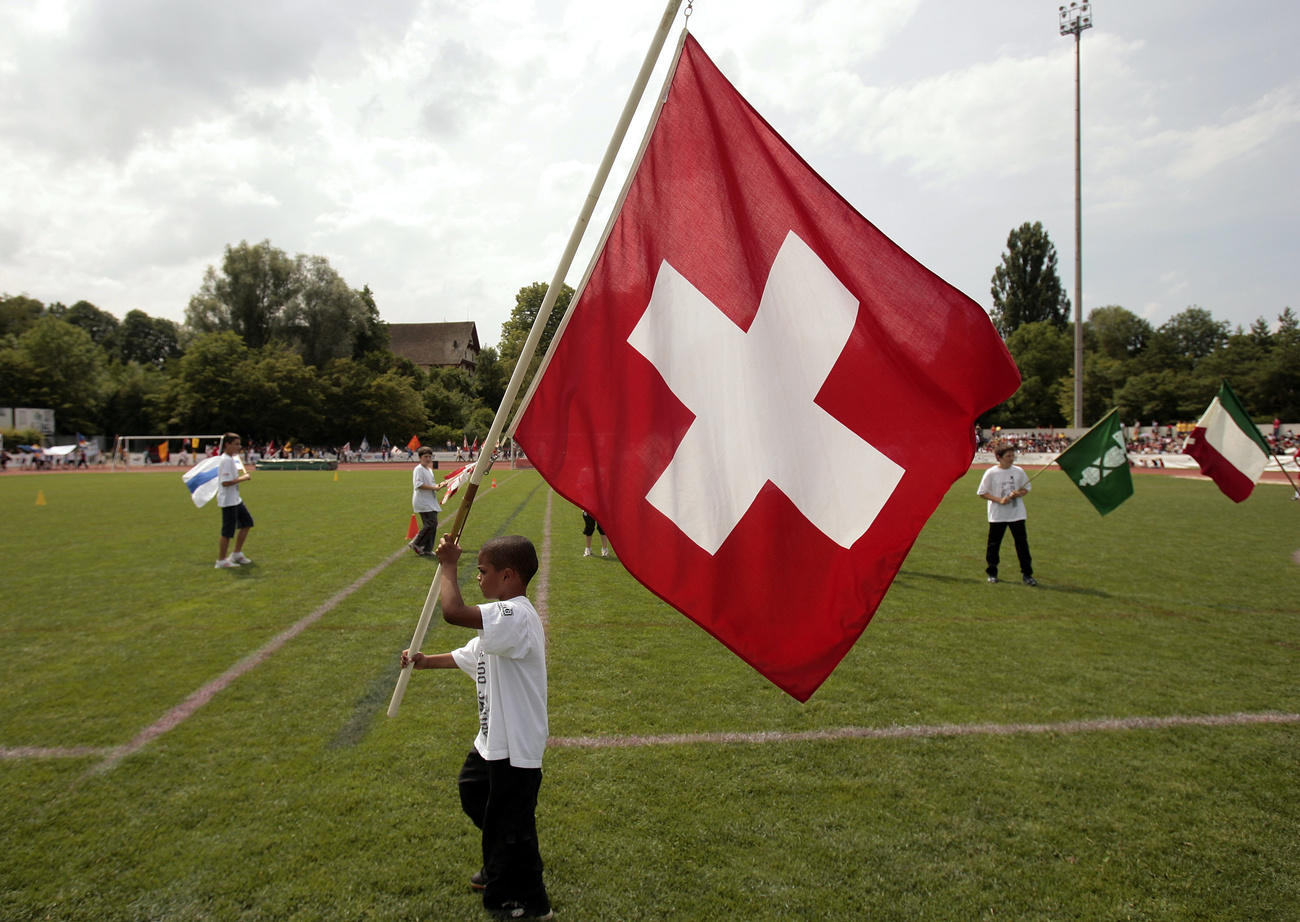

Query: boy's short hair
<box><xmin>481</xmin><ymin>535</ymin><xmax>539</xmax><ymax>587</ymax></box>
<box><xmin>418</xmin><ymin>446</ymin><xmax>433</xmax><ymax>458</ymax></box>
<box><xmin>222</xmin><ymin>432</ymin><xmax>241</xmax><ymax>449</ymax></box>
<box><xmin>989</xmin><ymin>439</ymin><xmax>1016</xmax><ymax>456</ymax></box>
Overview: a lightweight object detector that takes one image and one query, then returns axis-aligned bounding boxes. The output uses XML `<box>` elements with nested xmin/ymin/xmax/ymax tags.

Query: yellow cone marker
<box><xmin>36</xmin><ymin>490</ymin><xmax>47</xmax><ymax>506</ymax></box>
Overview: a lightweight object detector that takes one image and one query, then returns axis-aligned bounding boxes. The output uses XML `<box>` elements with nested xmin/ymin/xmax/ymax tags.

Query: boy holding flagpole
<box><xmin>400</xmin><ymin>534</ymin><xmax>551</xmax><ymax>920</ymax></box>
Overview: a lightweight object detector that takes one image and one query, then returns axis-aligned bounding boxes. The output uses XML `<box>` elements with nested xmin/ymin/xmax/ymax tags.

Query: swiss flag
<box><xmin>514</xmin><ymin>36</ymin><xmax>1020</xmax><ymax>700</ymax></box>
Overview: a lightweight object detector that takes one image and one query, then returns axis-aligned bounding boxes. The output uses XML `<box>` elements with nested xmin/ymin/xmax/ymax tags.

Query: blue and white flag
<box><xmin>183</xmin><ymin>455</ymin><xmax>222</xmax><ymax>508</ymax></box>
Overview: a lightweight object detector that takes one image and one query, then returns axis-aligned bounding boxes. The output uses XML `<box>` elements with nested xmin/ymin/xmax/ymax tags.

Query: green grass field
<box><xmin>1</xmin><ymin>465</ymin><xmax>1297</xmax><ymax>921</ymax></box>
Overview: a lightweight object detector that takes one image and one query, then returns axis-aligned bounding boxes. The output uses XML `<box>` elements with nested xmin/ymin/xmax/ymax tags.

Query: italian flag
<box><xmin>1184</xmin><ymin>381</ymin><xmax>1270</xmax><ymax>502</ymax></box>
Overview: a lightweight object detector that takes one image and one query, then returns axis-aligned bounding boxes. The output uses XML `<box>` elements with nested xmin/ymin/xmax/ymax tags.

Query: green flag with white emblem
<box><xmin>1056</xmin><ymin>408</ymin><xmax>1134</xmax><ymax>515</ymax></box>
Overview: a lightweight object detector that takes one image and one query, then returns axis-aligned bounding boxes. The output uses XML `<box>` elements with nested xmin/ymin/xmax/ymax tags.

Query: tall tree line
<box><xmin>984</xmin><ymin>222</ymin><xmax>1299</xmax><ymax>427</ymax></box>
<box><xmin>4</xmin><ymin>232</ymin><xmax>1295</xmax><ymax>444</ymax></box>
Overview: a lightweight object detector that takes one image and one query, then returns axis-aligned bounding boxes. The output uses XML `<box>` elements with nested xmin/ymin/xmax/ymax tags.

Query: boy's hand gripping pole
<box><xmin>387</xmin><ymin>482</ymin><xmax>480</xmax><ymax>717</ymax></box>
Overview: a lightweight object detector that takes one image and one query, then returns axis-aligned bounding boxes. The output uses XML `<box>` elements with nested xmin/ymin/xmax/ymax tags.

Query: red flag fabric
<box><xmin>440</xmin><ymin>463</ymin><xmax>472</xmax><ymax>504</ymax></box>
<box><xmin>407</xmin><ymin>435</ymin><xmax>421</xmax><ymax>452</ymax></box>
<box><xmin>514</xmin><ymin>36</ymin><xmax>1020</xmax><ymax>701</ymax></box>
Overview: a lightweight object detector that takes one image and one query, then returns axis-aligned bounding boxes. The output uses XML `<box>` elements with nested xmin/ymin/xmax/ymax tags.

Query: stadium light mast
<box><xmin>1060</xmin><ymin>1</ymin><xmax>1092</xmax><ymax>430</ymax></box>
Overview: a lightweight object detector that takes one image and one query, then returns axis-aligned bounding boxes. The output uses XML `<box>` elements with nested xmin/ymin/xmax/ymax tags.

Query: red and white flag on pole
<box><xmin>514</xmin><ymin>36</ymin><xmax>1020</xmax><ymax>700</ymax></box>
<box><xmin>440</xmin><ymin>463</ymin><xmax>472</xmax><ymax>504</ymax></box>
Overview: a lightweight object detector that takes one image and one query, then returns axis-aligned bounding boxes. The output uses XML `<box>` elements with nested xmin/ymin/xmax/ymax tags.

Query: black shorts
<box><xmin>582</xmin><ymin>512</ymin><xmax>604</xmax><ymax>536</ymax></box>
<box><xmin>221</xmin><ymin>503</ymin><xmax>254</xmax><ymax>538</ymax></box>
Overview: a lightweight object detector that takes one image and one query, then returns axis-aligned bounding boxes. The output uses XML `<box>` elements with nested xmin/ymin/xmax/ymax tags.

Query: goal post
<box><xmin>110</xmin><ymin>434</ymin><xmax>225</xmax><ymax>470</ymax></box>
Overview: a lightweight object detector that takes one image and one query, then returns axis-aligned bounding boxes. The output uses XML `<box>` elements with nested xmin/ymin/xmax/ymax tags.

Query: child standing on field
<box><xmin>401</xmin><ymin>533</ymin><xmax>552</xmax><ymax>921</ymax></box>
<box><xmin>581</xmin><ymin>511</ymin><xmax>607</xmax><ymax>558</ymax></box>
<box><xmin>409</xmin><ymin>446</ymin><xmax>442</xmax><ymax>556</ymax></box>
<box><xmin>215</xmin><ymin>432</ymin><xmax>254</xmax><ymax>569</ymax></box>
<box><xmin>977</xmin><ymin>440</ymin><xmax>1036</xmax><ymax>586</ymax></box>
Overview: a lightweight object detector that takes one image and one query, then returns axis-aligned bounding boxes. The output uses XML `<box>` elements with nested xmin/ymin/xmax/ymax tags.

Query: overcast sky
<box><xmin>2</xmin><ymin>0</ymin><xmax>1296</xmax><ymax>350</ymax></box>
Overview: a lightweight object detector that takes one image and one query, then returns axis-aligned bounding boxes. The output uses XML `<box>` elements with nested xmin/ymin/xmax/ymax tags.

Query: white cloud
<box><xmin>1</xmin><ymin>0</ymin><xmax>1297</xmax><ymax>345</ymax></box>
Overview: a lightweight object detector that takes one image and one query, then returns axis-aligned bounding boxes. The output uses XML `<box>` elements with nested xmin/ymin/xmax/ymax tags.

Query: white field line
<box><xmin>86</xmin><ymin>545</ymin><xmax>411</xmax><ymax>772</ymax></box>
<box><xmin>7</xmin><ymin>710</ymin><xmax>1295</xmax><ymax>763</ymax></box>
<box><xmin>548</xmin><ymin>711</ymin><xmax>1300</xmax><ymax>750</ymax></box>
<box><xmin>2</xmin><ymin>472</ymin><xmax>538</xmax><ymax>768</ymax></box>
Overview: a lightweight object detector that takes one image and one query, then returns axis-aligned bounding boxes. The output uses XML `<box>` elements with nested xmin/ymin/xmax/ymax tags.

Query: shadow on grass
<box><xmin>896</xmin><ymin>570</ymin><xmax>1112</xmax><ymax>599</ymax></box>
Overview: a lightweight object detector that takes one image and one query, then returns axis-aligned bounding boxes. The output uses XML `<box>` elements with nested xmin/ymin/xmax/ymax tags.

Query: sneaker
<box><xmin>582</xmin><ymin>548</ymin><xmax>592</xmax><ymax>557</ymax></box>
<box><xmin>1023</xmin><ymin>576</ymin><xmax>1038</xmax><ymax>586</ymax></box>
<box><xmin>986</xmin><ymin>576</ymin><xmax>998</xmax><ymax>584</ymax></box>
<box><xmin>489</xmin><ymin>903</ymin><xmax>553</xmax><ymax>921</ymax></box>
<box><xmin>231</xmin><ymin>552</ymin><xmax>252</xmax><ymax>565</ymax></box>
<box><xmin>215</xmin><ymin>558</ymin><xmax>238</xmax><ymax>569</ymax></box>
<box><xmin>469</xmin><ymin>869</ymin><xmax>486</xmax><ymax>891</ymax></box>
<box><xmin>601</xmin><ymin>548</ymin><xmax>609</xmax><ymax>558</ymax></box>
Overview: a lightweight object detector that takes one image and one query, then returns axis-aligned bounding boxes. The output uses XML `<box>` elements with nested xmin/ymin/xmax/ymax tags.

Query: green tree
<box><xmin>1154</xmin><ymin>307</ymin><xmax>1230</xmax><ymax>365</ymax></box>
<box><xmin>472</xmin><ymin>346</ymin><xmax>507</xmax><ymax>412</ymax></box>
<box><xmin>241</xmin><ymin>344</ymin><xmax>324</xmax><ymax>442</ymax></box>
<box><xmin>351</xmin><ymin>285</ymin><xmax>390</xmax><ymax>357</ymax></box>
<box><xmin>157</xmin><ymin>331</ymin><xmax>253</xmax><ymax>433</ymax></box>
<box><xmin>1258</xmin><ymin>308</ymin><xmax>1300</xmax><ymax>418</ymax></box>
<box><xmin>0</xmin><ymin>294</ymin><xmax>45</xmax><ymax>338</ymax></box>
<box><xmin>499</xmin><ymin>281</ymin><xmax>573</xmax><ymax>368</ymax></box>
<box><xmin>0</xmin><ymin>316</ymin><xmax>107</xmax><ymax>433</ymax></box>
<box><xmin>119</xmin><ymin>310</ymin><xmax>182</xmax><ymax>368</ymax></box>
<box><xmin>281</xmin><ymin>256</ymin><xmax>373</xmax><ymax>367</ymax></box>
<box><xmin>101</xmin><ymin>360</ymin><xmax>166</xmax><ymax>438</ymax></box>
<box><xmin>1085</xmin><ymin>305</ymin><xmax>1152</xmax><ymax>360</ymax></box>
<box><xmin>58</xmin><ymin>300</ymin><xmax>121</xmax><ymax>352</ymax></box>
<box><xmin>366</xmin><ymin>371</ymin><xmax>430</xmax><ymax>444</ymax></box>
<box><xmin>990</xmin><ymin>222</ymin><xmax>1070</xmax><ymax>337</ymax></box>
<box><xmin>1001</xmin><ymin>321</ymin><xmax>1071</xmax><ymax>426</ymax></box>
<box><xmin>185</xmin><ymin>240</ymin><xmax>296</xmax><ymax>349</ymax></box>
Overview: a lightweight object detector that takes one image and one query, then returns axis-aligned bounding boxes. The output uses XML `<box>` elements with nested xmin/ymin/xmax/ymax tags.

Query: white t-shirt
<box><xmin>412</xmin><ymin>463</ymin><xmax>441</xmax><ymax>513</ymax></box>
<box><xmin>977</xmin><ymin>464</ymin><xmax>1030</xmax><ymax>523</ymax></box>
<box><xmin>217</xmin><ymin>453</ymin><xmax>245</xmax><ymax>508</ymax></box>
<box><xmin>451</xmin><ymin>596</ymin><xmax>548</xmax><ymax>768</ymax></box>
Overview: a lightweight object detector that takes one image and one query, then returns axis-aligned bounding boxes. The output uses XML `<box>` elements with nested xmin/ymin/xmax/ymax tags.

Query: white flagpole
<box><xmin>387</xmin><ymin>0</ymin><xmax>685</xmax><ymax>717</ymax></box>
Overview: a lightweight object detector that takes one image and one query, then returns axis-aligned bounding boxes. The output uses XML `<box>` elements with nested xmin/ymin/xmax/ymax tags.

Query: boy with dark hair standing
<box><xmin>977</xmin><ymin>441</ymin><xmax>1035</xmax><ymax>586</ymax></box>
<box><xmin>215</xmin><ymin>432</ymin><xmax>254</xmax><ymax>569</ymax></box>
<box><xmin>409</xmin><ymin>446</ymin><xmax>441</xmax><ymax>556</ymax></box>
<box><xmin>401</xmin><ymin>533</ymin><xmax>551</xmax><ymax>921</ymax></box>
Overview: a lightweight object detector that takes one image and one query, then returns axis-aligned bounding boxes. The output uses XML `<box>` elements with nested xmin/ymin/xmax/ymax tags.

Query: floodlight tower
<box><xmin>1060</xmin><ymin>1</ymin><xmax>1091</xmax><ymax>429</ymax></box>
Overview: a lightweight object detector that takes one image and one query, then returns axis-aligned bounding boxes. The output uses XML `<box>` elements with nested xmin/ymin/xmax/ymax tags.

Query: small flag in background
<box><xmin>360</xmin><ymin>437</ymin><xmax>370</xmax><ymax>453</ymax></box>
<box><xmin>407</xmin><ymin>435</ymin><xmax>421</xmax><ymax>452</ymax></box>
<box><xmin>183</xmin><ymin>455</ymin><xmax>222</xmax><ymax>508</ymax></box>
<box><xmin>1055</xmin><ymin>409</ymin><xmax>1133</xmax><ymax>515</ymax></box>
<box><xmin>513</xmin><ymin>36</ymin><xmax>1020</xmax><ymax>701</ymax></box>
<box><xmin>1185</xmin><ymin>381</ymin><xmax>1271</xmax><ymax>502</ymax></box>
<box><xmin>157</xmin><ymin>441</ymin><xmax>169</xmax><ymax>463</ymax></box>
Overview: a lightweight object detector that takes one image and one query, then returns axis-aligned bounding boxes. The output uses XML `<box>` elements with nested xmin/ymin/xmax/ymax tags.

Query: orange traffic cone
<box><xmin>491</xmin><ymin>478</ymin><xmax>497</xmax><ymax>489</ymax></box>
<box><xmin>406</xmin><ymin>514</ymin><xmax>419</xmax><ymax>540</ymax></box>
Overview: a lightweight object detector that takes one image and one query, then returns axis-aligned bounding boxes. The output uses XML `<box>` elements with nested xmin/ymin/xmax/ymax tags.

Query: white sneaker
<box><xmin>582</xmin><ymin>548</ymin><xmax>592</xmax><ymax>557</ymax></box>
<box><xmin>231</xmin><ymin>552</ymin><xmax>252</xmax><ymax>565</ymax></box>
<box><xmin>601</xmin><ymin>548</ymin><xmax>609</xmax><ymax>558</ymax></box>
<box><xmin>215</xmin><ymin>558</ymin><xmax>238</xmax><ymax>569</ymax></box>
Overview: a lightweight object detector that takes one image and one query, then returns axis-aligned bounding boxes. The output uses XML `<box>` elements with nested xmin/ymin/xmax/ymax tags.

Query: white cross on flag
<box><xmin>514</xmin><ymin>35</ymin><xmax>1020</xmax><ymax>700</ymax></box>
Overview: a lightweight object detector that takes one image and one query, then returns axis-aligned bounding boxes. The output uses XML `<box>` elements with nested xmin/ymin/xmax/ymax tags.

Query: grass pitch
<box><xmin>1</xmin><ymin>466</ymin><xmax>1297</xmax><ymax>921</ymax></box>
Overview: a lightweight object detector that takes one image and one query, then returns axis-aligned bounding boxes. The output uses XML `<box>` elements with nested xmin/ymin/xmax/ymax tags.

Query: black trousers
<box><xmin>985</xmin><ymin>520</ymin><xmax>1032</xmax><ymax>578</ymax></box>
<box><xmin>412</xmin><ymin>510</ymin><xmax>439</xmax><ymax>553</ymax></box>
<box><xmin>457</xmin><ymin>749</ymin><xmax>549</xmax><ymax>914</ymax></box>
